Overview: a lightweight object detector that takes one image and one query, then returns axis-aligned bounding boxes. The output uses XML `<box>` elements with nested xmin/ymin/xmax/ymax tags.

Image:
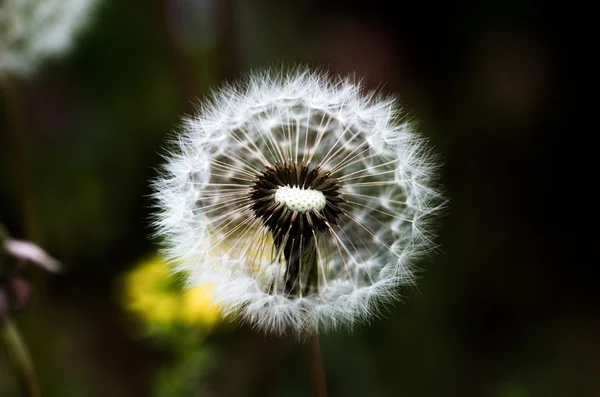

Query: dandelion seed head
<box><xmin>153</xmin><ymin>68</ymin><xmax>445</xmax><ymax>336</ymax></box>
<box><xmin>0</xmin><ymin>0</ymin><xmax>98</xmax><ymax>78</ymax></box>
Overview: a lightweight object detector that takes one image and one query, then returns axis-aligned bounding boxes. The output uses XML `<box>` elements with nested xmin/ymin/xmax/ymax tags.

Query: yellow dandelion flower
<box><xmin>123</xmin><ymin>255</ymin><xmax>221</xmax><ymax>331</ymax></box>
<box><xmin>182</xmin><ymin>283</ymin><xmax>220</xmax><ymax>326</ymax></box>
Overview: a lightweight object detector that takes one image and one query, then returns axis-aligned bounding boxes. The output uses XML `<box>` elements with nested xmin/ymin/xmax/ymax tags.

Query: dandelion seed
<box><xmin>153</xmin><ymin>69</ymin><xmax>445</xmax><ymax>336</ymax></box>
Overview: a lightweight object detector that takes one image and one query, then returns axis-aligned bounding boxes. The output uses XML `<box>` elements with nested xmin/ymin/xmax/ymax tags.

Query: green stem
<box><xmin>1</xmin><ymin>318</ymin><xmax>41</xmax><ymax>397</ymax></box>
<box><xmin>305</xmin><ymin>333</ymin><xmax>328</xmax><ymax>397</ymax></box>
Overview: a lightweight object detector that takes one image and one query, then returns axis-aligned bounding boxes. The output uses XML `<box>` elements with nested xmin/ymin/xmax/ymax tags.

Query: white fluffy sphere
<box><xmin>153</xmin><ymin>69</ymin><xmax>445</xmax><ymax>335</ymax></box>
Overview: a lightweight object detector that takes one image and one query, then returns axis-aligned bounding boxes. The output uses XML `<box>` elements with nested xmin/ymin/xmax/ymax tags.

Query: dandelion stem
<box><xmin>304</xmin><ymin>334</ymin><xmax>328</xmax><ymax>397</ymax></box>
<box><xmin>1</xmin><ymin>319</ymin><xmax>41</xmax><ymax>397</ymax></box>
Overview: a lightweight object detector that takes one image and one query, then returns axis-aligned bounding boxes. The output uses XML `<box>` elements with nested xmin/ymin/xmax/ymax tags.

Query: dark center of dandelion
<box><xmin>249</xmin><ymin>162</ymin><xmax>344</xmax><ymax>297</ymax></box>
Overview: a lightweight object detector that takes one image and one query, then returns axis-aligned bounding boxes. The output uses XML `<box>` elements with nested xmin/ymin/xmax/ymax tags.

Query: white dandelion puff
<box><xmin>0</xmin><ymin>0</ymin><xmax>98</xmax><ymax>77</ymax></box>
<box><xmin>153</xmin><ymin>69</ymin><xmax>445</xmax><ymax>336</ymax></box>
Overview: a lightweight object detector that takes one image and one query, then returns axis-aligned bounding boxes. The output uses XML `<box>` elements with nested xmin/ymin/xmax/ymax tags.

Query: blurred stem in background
<box><xmin>156</xmin><ymin>0</ymin><xmax>200</xmax><ymax>111</ymax></box>
<box><xmin>1</xmin><ymin>77</ymin><xmax>40</xmax><ymax>242</ymax></box>
<box><xmin>1</xmin><ymin>75</ymin><xmax>50</xmax><ymax>395</ymax></box>
<box><xmin>157</xmin><ymin>0</ymin><xmax>239</xmax><ymax>112</ymax></box>
<box><xmin>305</xmin><ymin>334</ymin><xmax>328</xmax><ymax>397</ymax></box>
<box><xmin>213</xmin><ymin>0</ymin><xmax>239</xmax><ymax>83</ymax></box>
<box><xmin>1</xmin><ymin>318</ymin><xmax>41</xmax><ymax>397</ymax></box>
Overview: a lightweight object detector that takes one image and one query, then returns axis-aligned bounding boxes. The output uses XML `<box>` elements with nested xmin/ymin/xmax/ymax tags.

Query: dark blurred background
<box><xmin>1</xmin><ymin>1</ymin><xmax>592</xmax><ymax>396</ymax></box>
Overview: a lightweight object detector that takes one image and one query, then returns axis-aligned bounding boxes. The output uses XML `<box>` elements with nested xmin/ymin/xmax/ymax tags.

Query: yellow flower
<box><xmin>182</xmin><ymin>283</ymin><xmax>220</xmax><ymax>326</ymax></box>
<box><xmin>123</xmin><ymin>255</ymin><xmax>220</xmax><ymax>331</ymax></box>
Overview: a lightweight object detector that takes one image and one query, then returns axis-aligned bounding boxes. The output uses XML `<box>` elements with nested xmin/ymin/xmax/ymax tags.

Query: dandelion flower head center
<box><xmin>274</xmin><ymin>186</ymin><xmax>326</xmax><ymax>213</ymax></box>
<box><xmin>249</xmin><ymin>162</ymin><xmax>344</xmax><ymax>237</ymax></box>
